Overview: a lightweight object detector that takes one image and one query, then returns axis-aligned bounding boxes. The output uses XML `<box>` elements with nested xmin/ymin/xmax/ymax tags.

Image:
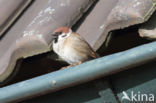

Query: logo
<box><xmin>121</xmin><ymin>91</ymin><xmax>154</xmax><ymax>102</ymax></box>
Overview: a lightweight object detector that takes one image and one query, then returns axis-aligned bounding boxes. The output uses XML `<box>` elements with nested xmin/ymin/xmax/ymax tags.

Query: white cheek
<box><xmin>58</xmin><ymin>33</ymin><xmax>65</xmax><ymax>40</ymax></box>
<box><xmin>58</xmin><ymin>32</ymin><xmax>71</xmax><ymax>41</ymax></box>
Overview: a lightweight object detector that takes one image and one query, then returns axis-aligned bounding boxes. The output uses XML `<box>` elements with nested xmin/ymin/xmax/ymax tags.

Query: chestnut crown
<box><xmin>54</xmin><ymin>27</ymin><xmax>70</xmax><ymax>34</ymax></box>
<box><xmin>52</xmin><ymin>26</ymin><xmax>72</xmax><ymax>43</ymax></box>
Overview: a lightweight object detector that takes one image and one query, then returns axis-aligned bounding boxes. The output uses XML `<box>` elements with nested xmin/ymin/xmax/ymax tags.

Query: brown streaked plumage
<box><xmin>52</xmin><ymin>27</ymin><xmax>98</xmax><ymax>68</ymax></box>
<box><xmin>65</xmin><ymin>33</ymin><xmax>98</xmax><ymax>60</ymax></box>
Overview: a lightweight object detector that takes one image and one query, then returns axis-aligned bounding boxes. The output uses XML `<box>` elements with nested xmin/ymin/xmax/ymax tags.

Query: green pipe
<box><xmin>0</xmin><ymin>41</ymin><xmax>156</xmax><ymax>103</ymax></box>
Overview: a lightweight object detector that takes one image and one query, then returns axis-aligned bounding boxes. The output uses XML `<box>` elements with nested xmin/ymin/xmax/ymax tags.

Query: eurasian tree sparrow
<box><xmin>52</xmin><ymin>27</ymin><xmax>99</xmax><ymax>68</ymax></box>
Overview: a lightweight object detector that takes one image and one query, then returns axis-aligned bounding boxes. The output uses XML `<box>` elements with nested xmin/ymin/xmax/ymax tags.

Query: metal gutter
<box><xmin>0</xmin><ymin>41</ymin><xmax>156</xmax><ymax>103</ymax></box>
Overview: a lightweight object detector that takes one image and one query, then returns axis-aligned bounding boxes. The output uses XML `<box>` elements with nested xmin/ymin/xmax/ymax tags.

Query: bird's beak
<box><xmin>51</xmin><ymin>33</ymin><xmax>58</xmax><ymax>39</ymax></box>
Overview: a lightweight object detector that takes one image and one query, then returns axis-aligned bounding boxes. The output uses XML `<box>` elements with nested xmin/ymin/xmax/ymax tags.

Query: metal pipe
<box><xmin>0</xmin><ymin>41</ymin><xmax>156</xmax><ymax>103</ymax></box>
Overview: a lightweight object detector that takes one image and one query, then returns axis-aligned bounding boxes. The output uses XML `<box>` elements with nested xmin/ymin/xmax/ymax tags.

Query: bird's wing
<box><xmin>68</xmin><ymin>33</ymin><xmax>99</xmax><ymax>59</ymax></box>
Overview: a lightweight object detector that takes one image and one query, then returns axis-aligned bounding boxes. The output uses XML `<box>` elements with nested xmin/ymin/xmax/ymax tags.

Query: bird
<box><xmin>52</xmin><ymin>26</ymin><xmax>99</xmax><ymax>69</ymax></box>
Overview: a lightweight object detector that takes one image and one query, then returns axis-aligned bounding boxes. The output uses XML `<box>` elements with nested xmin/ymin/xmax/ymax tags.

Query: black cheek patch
<box><xmin>62</xmin><ymin>35</ymin><xmax>66</xmax><ymax>37</ymax></box>
<box><xmin>54</xmin><ymin>38</ymin><xmax>58</xmax><ymax>43</ymax></box>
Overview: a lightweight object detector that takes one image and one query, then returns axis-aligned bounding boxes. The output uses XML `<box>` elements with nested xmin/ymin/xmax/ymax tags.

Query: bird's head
<box><xmin>52</xmin><ymin>26</ymin><xmax>72</xmax><ymax>43</ymax></box>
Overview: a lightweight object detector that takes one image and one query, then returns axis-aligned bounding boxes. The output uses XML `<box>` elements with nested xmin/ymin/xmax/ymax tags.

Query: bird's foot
<box><xmin>60</xmin><ymin>61</ymin><xmax>82</xmax><ymax>70</ymax></box>
<box><xmin>60</xmin><ymin>65</ymin><xmax>72</xmax><ymax>70</ymax></box>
